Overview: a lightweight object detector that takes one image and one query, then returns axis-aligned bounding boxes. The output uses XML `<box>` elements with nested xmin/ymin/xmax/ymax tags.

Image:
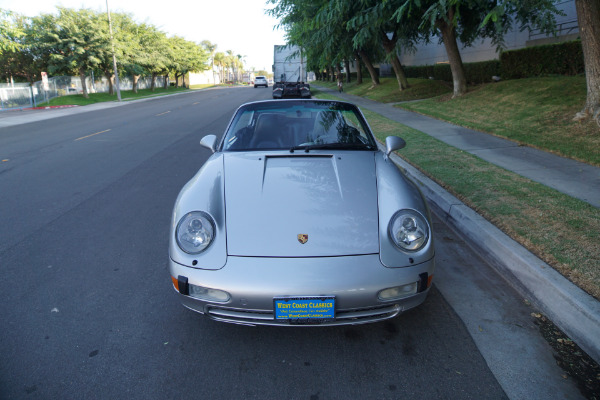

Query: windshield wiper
<box><xmin>289</xmin><ymin>143</ymin><xmax>375</xmax><ymax>153</ymax></box>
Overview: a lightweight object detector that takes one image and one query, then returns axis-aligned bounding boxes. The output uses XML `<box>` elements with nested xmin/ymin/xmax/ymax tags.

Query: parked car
<box><xmin>169</xmin><ymin>99</ymin><xmax>435</xmax><ymax>326</ymax></box>
<box><xmin>254</xmin><ymin>76</ymin><xmax>268</xmax><ymax>88</ymax></box>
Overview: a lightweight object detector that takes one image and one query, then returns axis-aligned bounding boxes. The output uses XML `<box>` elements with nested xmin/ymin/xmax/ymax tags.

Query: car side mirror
<box><xmin>385</xmin><ymin>136</ymin><xmax>406</xmax><ymax>159</ymax></box>
<box><xmin>200</xmin><ymin>135</ymin><xmax>218</xmax><ymax>153</ymax></box>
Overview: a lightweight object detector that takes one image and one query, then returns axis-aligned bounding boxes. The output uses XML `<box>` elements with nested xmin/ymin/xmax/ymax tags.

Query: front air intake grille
<box><xmin>206</xmin><ymin>304</ymin><xmax>401</xmax><ymax>326</ymax></box>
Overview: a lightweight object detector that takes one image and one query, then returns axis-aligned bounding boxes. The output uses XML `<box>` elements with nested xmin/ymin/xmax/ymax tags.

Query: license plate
<box><xmin>274</xmin><ymin>297</ymin><xmax>335</xmax><ymax>320</ymax></box>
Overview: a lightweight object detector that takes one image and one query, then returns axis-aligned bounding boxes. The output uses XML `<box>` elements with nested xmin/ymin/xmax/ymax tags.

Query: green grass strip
<box><xmin>317</xmin><ymin>77</ymin><xmax>451</xmax><ymax>103</ymax></box>
<box><xmin>46</xmin><ymin>87</ymin><xmax>191</xmax><ymax>106</ymax></box>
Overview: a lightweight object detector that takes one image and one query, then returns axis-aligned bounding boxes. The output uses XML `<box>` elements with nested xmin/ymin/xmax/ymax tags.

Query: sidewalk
<box><xmin>315</xmin><ymin>85</ymin><xmax>600</xmax><ymax>208</ymax></box>
<box><xmin>0</xmin><ymin>101</ymin><xmax>128</xmax><ymax>128</ymax></box>
<box><xmin>313</xmin><ymin>84</ymin><xmax>600</xmax><ymax>364</ymax></box>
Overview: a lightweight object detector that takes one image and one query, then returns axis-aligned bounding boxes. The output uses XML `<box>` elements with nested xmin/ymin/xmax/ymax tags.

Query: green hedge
<box><xmin>403</xmin><ymin>40</ymin><xmax>583</xmax><ymax>83</ymax></box>
<box><xmin>404</xmin><ymin>60</ymin><xmax>500</xmax><ymax>84</ymax></box>
<box><xmin>499</xmin><ymin>40</ymin><xmax>584</xmax><ymax>79</ymax></box>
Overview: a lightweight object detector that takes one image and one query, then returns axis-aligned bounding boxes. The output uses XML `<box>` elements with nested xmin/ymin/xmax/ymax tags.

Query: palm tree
<box><xmin>225</xmin><ymin>50</ymin><xmax>235</xmax><ymax>83</ymax></box>
<box><xmin>201</xmin><ymin>40</ymin><xmax>217</xmax><ymax>84</ymax></box>
<box><xmin>213</xmin><ymin>51</ymin><xmax>225</xmax><ymax>84</ymax></box>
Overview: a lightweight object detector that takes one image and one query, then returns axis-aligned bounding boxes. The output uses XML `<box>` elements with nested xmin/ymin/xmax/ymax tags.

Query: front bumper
<box><xmin>169</xmin><ymin>254</ymin><xmax>434</xmax><ymax>326</ymax></box>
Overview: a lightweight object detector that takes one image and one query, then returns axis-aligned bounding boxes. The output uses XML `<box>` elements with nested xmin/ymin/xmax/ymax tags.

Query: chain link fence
<box><xmin>1</xmin><ymin>75</ymin><xmax>169</xmax><ymax>111</ymax></box>
<box><xmin>0</xmin><ymin>84</ymin><xmax>35</xmax><ymax>110</ymax></box>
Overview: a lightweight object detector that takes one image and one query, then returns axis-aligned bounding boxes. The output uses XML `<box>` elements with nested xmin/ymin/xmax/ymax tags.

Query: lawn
<box><xmin>398</xmin><ymin>76</ymin><xmax>600</xmax><ymax>166</ymax></box>
<box><xmin>318</xmin><ymin>77</ymin><xmax>452</xmax><ymax>103</ymax></box>
<box><xmin>313</xmin><ymin>87</ymin><xmax>600</xmax><ymax>300</ymax></box>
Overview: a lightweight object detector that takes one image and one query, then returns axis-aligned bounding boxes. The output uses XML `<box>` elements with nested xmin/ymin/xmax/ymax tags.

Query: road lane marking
<box><xmin>193</xmin><ymin>102</ymin><xmax>199</xmax><ymax>105</ymax></box>
<box><xmin>2</xmin><ymin>159</ymin><xmax>8</xmax><ymax>162</ymax></box>
<box><xmin>74</xmin><ymin>129</ymin><xmax>111</xmax><ymax>141</ymax></box>
<box><xmin>155</xmin><ymin>111</ymin><xmax>171</xmax><ymax>116</ymax></box>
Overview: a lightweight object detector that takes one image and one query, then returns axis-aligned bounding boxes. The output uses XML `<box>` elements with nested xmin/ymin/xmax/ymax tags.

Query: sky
<box><xmin>0</xmin><ymin>0</ymin><xmax>288</xmax><ymax>71</ymax></box>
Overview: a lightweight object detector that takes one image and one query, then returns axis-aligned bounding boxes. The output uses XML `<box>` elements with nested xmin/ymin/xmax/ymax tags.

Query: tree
<box><xmin>95</xmin><ymin>11</ymin><xmax>135</xmax><ymax>95</ymax></box>
<box><xmin>0</xmin><ymin>10</ymin><xmax>43</xmax><ymax>84</ymax></box>
<box><xmin>573</xmin><ymin>0</ymin><xmax>600</xmax><ymax>125</ymax></box>
<box><xmin>348</xmin><ymin>0</ymin><xmax>421</xmax><ymax>90</ymax></box>
<box><xmin>269</xmin><ymin>0</ymin><xmax>382</xmax><ymax>87</ymax></box>
<box><xmin>0</xmin><ymin>9</ymin><xmax>24</xmax><ymax>53</ymax></box>
<box><xmin>201</xmin><ymin>40</ymin><xmax>217</xmax><ymax>84</ymax></box>
<box><xmin>395</xmin><ymin>0</ymin><xmax>561</xmax><ymax>97</ymax></box>
<box><xmin>225</xmin><ymin>49</ymin><xmax>236</xmax><ymax>82</ymax></box>
<box><xmin>213</xmin><ymin>51</ymin><xmax>225</xmax><ymax>83</ymax></box>
<box><xmin>134</xmin><ymin>23</ymin><xmax>170</xmax><ymax>91</ymax></box>
<box><xmin>37</xmin><ymin>7</ymin><xmax>109</xmax><ymax>98</ymax></box>
<box><xmin>236</xmin><ymin>54</ymin><xmax>245</xmax><ymax>82</ymax></box>
<box><xmin>168</xmin><ymin>37</ymin><xmax>208</xmax><ymax>88</ymax></box>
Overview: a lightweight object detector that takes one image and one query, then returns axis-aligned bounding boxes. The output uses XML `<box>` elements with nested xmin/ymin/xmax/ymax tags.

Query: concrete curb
<box><xmin>380</xmin><ymin>143</ymin><xmax>600</xmax><ymax>364</ymax></box>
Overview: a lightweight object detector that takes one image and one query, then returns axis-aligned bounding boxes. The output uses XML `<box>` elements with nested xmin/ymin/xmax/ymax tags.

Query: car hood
<box><xmin>224</xmin><ymin>152</ymin><xmax>379</xmax><ymax>257</ymax></box>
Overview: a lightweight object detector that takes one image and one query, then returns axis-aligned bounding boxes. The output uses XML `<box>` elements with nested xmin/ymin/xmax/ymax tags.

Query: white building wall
<box><xmin>399</xmin><ymin>0</ymin><xmax>578</xmax><ymax>66</ymax></box>
<box><xmin>188</xmin><ymin>68</ymin><xmax>220</xmax><ymax>85</ymax></box>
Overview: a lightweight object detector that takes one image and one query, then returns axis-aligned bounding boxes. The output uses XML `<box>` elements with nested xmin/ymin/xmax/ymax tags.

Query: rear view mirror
<box><xmin>385</xmin><ymin>136</ymin><xmax>406</xmax><ymax>158</ymax></box>
<box><xmin>200</xmin><ymin>135</ymin><xmax>218</xmax><ymax>153</ymax></box>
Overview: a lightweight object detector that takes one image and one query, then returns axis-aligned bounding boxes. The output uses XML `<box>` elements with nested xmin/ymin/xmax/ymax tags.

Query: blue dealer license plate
<box><xmin>274</xmin><ymin>297</ymin><xmax>335</xmax><ymax>320</ymax></box>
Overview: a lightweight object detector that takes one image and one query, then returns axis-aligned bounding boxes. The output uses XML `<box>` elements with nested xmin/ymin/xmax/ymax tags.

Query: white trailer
<box><xmin>272</xmin><ymin>45</ymin><xmax>311</xmax><ymax>99</ymax></box>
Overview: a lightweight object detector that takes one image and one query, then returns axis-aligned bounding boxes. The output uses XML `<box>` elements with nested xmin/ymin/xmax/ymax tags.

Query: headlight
<box><xmin>388</xmin><ymin>209</ymin><xmax>429</xmax><ymax>252</ymax></box>
<box><xmin>176</xmin><ymin>211</ymin><xmax>215</xmax><ymax>254</ymax></box>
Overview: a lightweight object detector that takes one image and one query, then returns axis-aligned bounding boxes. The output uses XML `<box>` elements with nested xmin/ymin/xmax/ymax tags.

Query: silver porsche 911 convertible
<box><xmin>169</xmin><ymin>99</ymin><xmax>435</xmax><ymax>326</ymax></box>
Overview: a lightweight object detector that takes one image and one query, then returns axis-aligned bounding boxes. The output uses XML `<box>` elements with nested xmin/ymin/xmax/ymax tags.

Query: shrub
<box><xmin>404</xmin><ymin>60</ymin><xmax>499</xmax><ymax>84</ymax></box>
<box><xmin>402</xmin><ymin>40</ymin><xmax>582</xmax><ymax>83</ymax></box>
<box><xmin>464</xmin><ymin>60</ymin><xmax>501</xmax><ymax>83</ymax></box>
<box><xmin>500</xmin><ymin>40</ymin><xmax>584</xmax><ymax>79</ymax></box>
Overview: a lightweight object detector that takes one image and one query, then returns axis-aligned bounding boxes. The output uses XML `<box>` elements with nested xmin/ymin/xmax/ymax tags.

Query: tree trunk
<box><xmin>79</xmin><ymin>68</ymin><xmax>89</xmax><ymax>99</ymax></box>
<box><xmin>344</xmin><ymin>59</ymin><xmax>351</xmax><ymax>83</ymax></box>
<box><xmin>104</xmin><ymin>71</ymin><xmax>114</xmax><ymax>95</ymax></box>
<box><xmin>574</xmin><ymin>0</ymin><xmax>600</xmax><ymax>122</ymax></box>
<box><xmin>182</xmin><ymin>73</ymin><xmax>187</xmax><ymax>88</ymax></box>
<box><xmin>381</xmin><ymin>31</ymin><xmax>409</xmax><ymax>90</ymax></box>
<box><xmin>151</xmin><ymin>72</ymin><xmax>157</xmax><ymax>91</ymax></box>
<box><xmin>437</xmin><ymin>7</ymin><xmax>467</xmax><ymax>98</ymax></box>
<box><xmin>330</xmin><ymin>67</ymin><xmax>336</xmax><ymax>82</ymax></box>
<box><xmin>358</xmin><ymin>50</ymin><xmax>379</xmax><ymax>86</ymax></box>
<box><xmin>163</xmin><ymin>73</ymin><xmax>169</xmax><ymax>89</ymax></box>
<box><xmin>355</xmin><ymin>54</ymin><xmax>363</xmax><ymax>85</ymax></box>
<box><xmin>132</xmin><ymin>74</ymin><xmax>139</xmax><ymax>93</ymax></box>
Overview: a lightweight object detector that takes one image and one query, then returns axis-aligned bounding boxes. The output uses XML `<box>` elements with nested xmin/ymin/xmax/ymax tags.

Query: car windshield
<box><xmin>222</xmin><ymin>100</ymin><xmax>377</xmax><ymax>152</ymax></box>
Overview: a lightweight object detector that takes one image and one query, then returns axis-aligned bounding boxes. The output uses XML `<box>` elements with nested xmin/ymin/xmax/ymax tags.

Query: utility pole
<box><xmin>106</xmin><ymin>0</ymin><xmax>121</xmax><ymax>101</ymax></box>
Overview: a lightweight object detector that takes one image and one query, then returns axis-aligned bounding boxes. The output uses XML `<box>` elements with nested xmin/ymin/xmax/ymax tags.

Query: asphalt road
<box><xmin>0</xmin><ymin>87</ymin><xmax>568</xmax><ymax>399</ymax></box>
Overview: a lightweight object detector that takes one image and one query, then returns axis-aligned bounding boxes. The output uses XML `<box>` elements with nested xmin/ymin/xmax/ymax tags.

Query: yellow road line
<box><xmin>155</xmin><ymin>111</ymin><xmax>171</xmax><ymax>116</ymax></box>
<box><xmin>193</xmin><ymin>102</ymin><xmax>199</xmax><ymax>105</ymax></box>
<box><xmin>75</xmin><ymin>129</ymin><xmax>111</xmax><ymax>141</ymax></box>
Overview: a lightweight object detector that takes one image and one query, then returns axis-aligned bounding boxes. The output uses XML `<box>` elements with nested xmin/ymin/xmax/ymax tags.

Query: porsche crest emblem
<box><xmin>297</xmin><ymin>234</ymin><xmax>308</xmax><ymax>244</ymax></box>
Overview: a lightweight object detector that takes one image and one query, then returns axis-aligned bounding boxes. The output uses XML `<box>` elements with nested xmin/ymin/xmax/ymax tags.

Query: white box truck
<box><xmin>272</xmin><ymin>45</ymin><xmax>311</xmax><ymax>99</ymax></box>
